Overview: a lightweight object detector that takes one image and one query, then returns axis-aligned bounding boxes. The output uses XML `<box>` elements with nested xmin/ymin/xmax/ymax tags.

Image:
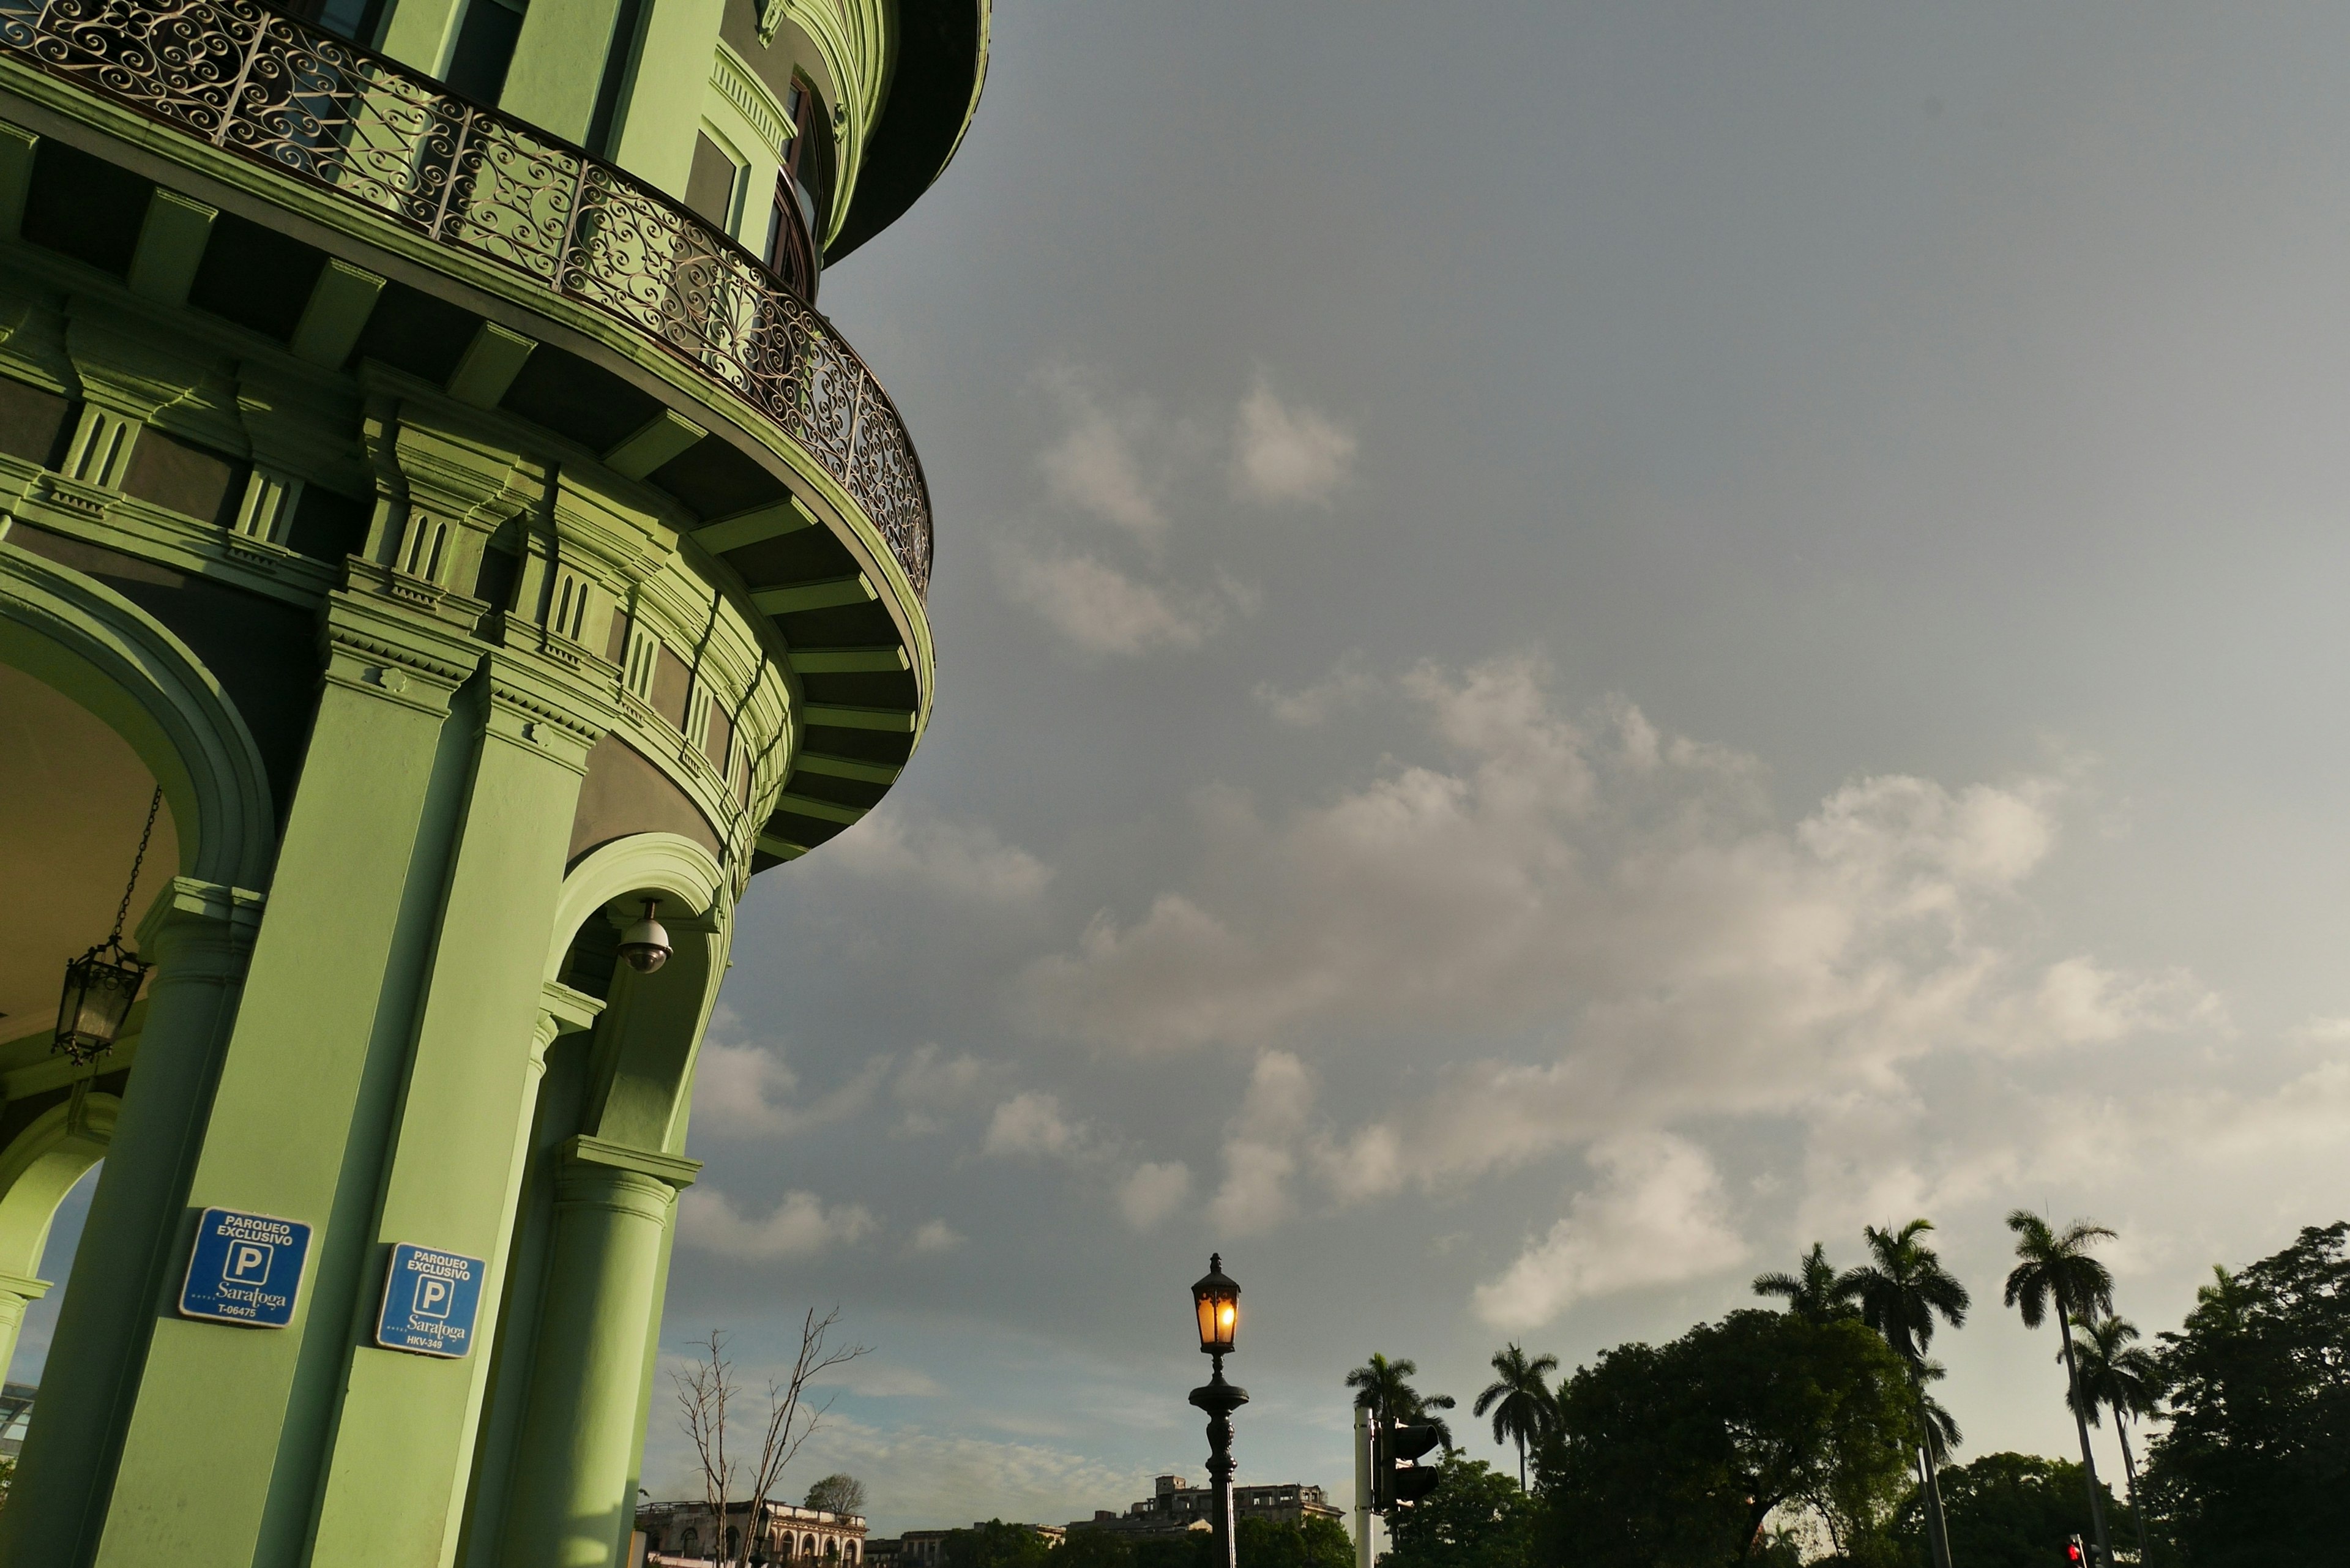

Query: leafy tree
<box><xmin>1472</xmin><ymin>1344</ymin><xmax>1559</xmax><ymax>1489</ymax></box>
<box><xmin>2143</xmin><ymin>1222</ymin><xmax>2350</xmax><ymax>1567</ymax></box>
<box><xmin>803</xmin><ymin>1474</ymin><xmax>868</xmax><ymax>1517</ymax></box>
<box><xmin>942</xmin><ymin>1521</ymin><xmax>1057</xmax><ymax>1568</ymax></box>
<box><xmin>1837</xmin><ymin>1220</ymin><xmax>1970</xmax><ymax>1568</ymax></box>
<box><xmin>1755</xmin><ymin>1243</ymin><xmax>1857</xmax><ymax>1326</ymax></box>
<box><xmin>2004</xmin><ymin>1211</ymin><xmax>2118</xmax><ymax>1567</ymax></box>
<box><xmin>1057</xmin><ymin>1529</ymin><xmax>1138</xmax><ymax>1568</ymax></box>
<box><xmin>1346</xmin><ymin>1354</ymin><xmax>1457</xmax><ymax>1450</ymax></box>
<box><xmin>1891</xmin><ymin>1452</ymin><xmax>2125</xmax><ymax>1568</ymax></box>
<box><xmin>1382</xmin><ymin>1455</ymin><xmax>1533</xmax><ymax>1568</ymax></box>
<box><xmin>1535</xmin><ymin>1310</ymin><xmax>1914</xmax><ymax>1567</ymax></box>
<box><xmin>2064</xmin><ymin>1315</ymin><xmax>2158</xmax><ymax>1568</ymax></box>
<box><xmin>1242</xmin><ymin>1515</ymin><xmax>1353</xmax><ymax>1568</ymax></box>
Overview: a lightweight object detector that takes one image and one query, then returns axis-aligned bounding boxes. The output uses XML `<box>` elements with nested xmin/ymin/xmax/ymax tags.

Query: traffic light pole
<box><xmin>1190</xmin><ymin>1355</ymin><xmax>1249</xmax><ymax>1568</ymax></box>
<box><xmin>1352</xmin><ymin>1407</ymin><xmax>1374</xmax><ymax>1568</ymax></box>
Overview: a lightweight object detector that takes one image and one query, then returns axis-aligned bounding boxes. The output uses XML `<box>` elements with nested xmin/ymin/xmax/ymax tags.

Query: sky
<box><xmin>26</xmin><ymin>0</ymin><xmax>2350</xmax><ymax>1541</ymax></box>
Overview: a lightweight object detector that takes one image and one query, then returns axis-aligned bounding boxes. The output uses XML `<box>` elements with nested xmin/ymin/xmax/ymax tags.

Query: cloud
<box><xmin>1229</xmin><ymin>379</ymin><xmax>1357</xmax><ymax>507</ymax></box>
<box><xmin>1117</xmin><ymin>1161</ymin><xmax>1193</xmax><ymax>1230</ymax></box>
<box><xmin>1253</xmin><ymin>651</ymin><xmax>1381</xmax><ymax>727</ymax></box>
<box><xmin>677</xmin><ymin>1189</ymin><xmax>879</xmax><ymax>1260</ymax></box>
<box><xmin>811</xmin><ymin>1361</ymin><xmax>949</xmax><ymax>1398</ymax></box>
<box><xmin>819</xmin><ymin>804</ymin><xmax>1051</xmax><ymax>905</ymax></box>
<box><xmin>892</xmin><ymin>1045</ymin><xmax>1001</xmax><ymax>1135</ymax></box>
<box><xmin>984</xmin><ymin>1092</ymin><xmax>1090</xmax><ymax>1160</ymax></box>
<box><xmin>1209</xmin><ymin>1053</ymin><xmax>1315</xmax><ymax>1236</ymax></box>
<box><xmin>995</xmin><ymin>545</ymin><xmax>1240</xmax><ymax>657</ymax></box>
<box><xmin>691</xmin><ymin>1039</ymin><xmax>887</xmax><ymax>1140</ymax></box>
<box><xmin>1473</xmin><ymin>1133</ymin><xmax>1748</xmax><ymax>1328</ymax></box>
<box><xmin>909</xmin><ymin>1219</ymin><xmax>966</xmax><ymax>1254</ymax></box>
<box><xmin>1021</xmin><ymin>654</ymin><xmax>2218</xmax><ymax>1200</ymax></box>
<box><xmin>1037</xmin><ymin>370</ymin><xmax>1173</xmax><ymax>537</ymax></box>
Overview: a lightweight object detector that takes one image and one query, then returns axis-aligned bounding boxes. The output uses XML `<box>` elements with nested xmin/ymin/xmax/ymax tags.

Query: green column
<box><xmin>499</xmin><ymin>0</ymin><xmax>630</xmax><ymax>144</ymax></box>
<box><xmin>499</xmin><ymin>1140</ymin><xmax>695</xmax><ymax>1568</ymax></box>
<box><xmin>608</xmin><ymin>0</ymin><xmax>725</xmax><ymax>196</ymax></box>
<box><xmin>0</xmin><ymin>878</ymin><xmax>265</xmax><ymax>1568</ymax></box>
<box><xmin>0</xmin><ymin>1268</ymin><xmax>50</xmax><ymax>1379</ymax></box>
<box><xmin>69</xmin><ymin>591</ymin><xmax>472</xmax><ymax>1568</ymax></box>
<box><xmin>304</xmin><ymin>659</ymin><xmax>606</xmax><ymax>1567</ymax></box>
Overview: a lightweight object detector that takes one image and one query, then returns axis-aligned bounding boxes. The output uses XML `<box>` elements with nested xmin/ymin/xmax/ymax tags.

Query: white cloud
<box><xmin>1229</xmin><ymin>379</ymin><xmax>1357</xmax><ymax>507</ymax></box>
<box><xmin>1037</xmin><ymin>370</ymin><xmax>1172</xmax><ymax>537</ymax></box>
<box><xmin>821</xmin><ymin>804</ymin><xmax>1051</xmax><ymax>905</ymax></box>
<box><xmin>1209</xmin><ymin>1053</ymin><xmax>1315</xmax><ymax>1236</ymax></box>
<box><xmin>677</xmin><ymin>1189</ymin><xmax>879</xmax><ymax>1260</ymax></box>
<box><xmin>892</xmin><ymin>1045</ymin><xmax>1001</xmax><ymax>1135</ymax></box>
<box><xmin>994</xmin><ymin>544</ymin><xmax>1234</xmax><ymax>657</ymax></box>
<box><xmin>1473</xmin><ymin>1133</ymin><xmax>1748</xmax><ymax>1328</ymax></box>
<box><xmin>984</xmin><ymin>1092</ymin><xmax>1089</xmax><ymax>1160</ymax></box>
<box><xmin>690</xmin><ymin>1039</ymin><xmax>886</xmax><ymax>1140</ymax></box>
<box><xmin>1253</xmin><ymin>651</ymin><xmax>1381</xmax><ymax>726</ymax></box>
<box><xmin>1117</xmin><ymin>1161</ymin><xmax>1193</xmax><ymax>1229</ymax></box>
<box><xmin>909</xmin><ymin>1219</ymin><xmax>966</xmax><ymax>1254</ymax></box>
<box><xmin>811</xmin><ymin>1361</ymin><xmax>948</xmax><ymax>1398</ymax></box>
<box><xmin>1021</xmin><ymin>654</ymin><xmax>2218</xmax><ymax>1201</ymax></box>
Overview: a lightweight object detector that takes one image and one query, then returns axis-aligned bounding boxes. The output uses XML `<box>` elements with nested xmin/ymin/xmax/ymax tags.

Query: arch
<box><xmin>804</xmin><ymin>1534</ymin><xmax>818</xmax><ymax>1556</ymax></box>
<box><xmin>546</xmin><ymin>832</ymin><xmax>731</xmax><ymax>1154</ymax></box>
<box><xmin>0</xmin><ymin>544</ymin><xmax>274</xmax><ymax>890</ymax></box>
<box><xmin>544</xmin><ymin>832</ymin><xmax>727</xmax><ymax>983</ymax></box>
<box><xmin>0</xmin><ymin>1094</ymin><xmax>119</xmax><ymax>1282</ymax></box>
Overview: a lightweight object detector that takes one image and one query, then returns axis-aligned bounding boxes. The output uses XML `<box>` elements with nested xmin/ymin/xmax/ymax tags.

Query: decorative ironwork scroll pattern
<box><xmin>0</xmin><ymin>0</ymin><xmax>932</xmax><ymax>595</ymax></box>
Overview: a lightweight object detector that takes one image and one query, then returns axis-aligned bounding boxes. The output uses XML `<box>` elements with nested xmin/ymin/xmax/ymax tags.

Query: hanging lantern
<box><xmin>54</xmin><ymin>936</ymin><xmax>149</xmax><ymax>1065</ymax></box>
<box><xmin>53</xmin><ymin>786</ymin><xmax>162</xmax><ymax>1066</ymax></box>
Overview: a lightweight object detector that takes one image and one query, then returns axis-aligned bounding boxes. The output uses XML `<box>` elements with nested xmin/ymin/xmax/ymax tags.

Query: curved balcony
<box><xmin>0</xmin><ymin>0</ymin><xmax>932</xmax><ymax>597</ymax></box>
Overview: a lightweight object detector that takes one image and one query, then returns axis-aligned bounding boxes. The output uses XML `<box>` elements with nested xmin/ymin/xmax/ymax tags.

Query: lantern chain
<box><xmin>109</xmin><ymin>785</ymin><xmax>163</xmax><ymax>947</ymax></box>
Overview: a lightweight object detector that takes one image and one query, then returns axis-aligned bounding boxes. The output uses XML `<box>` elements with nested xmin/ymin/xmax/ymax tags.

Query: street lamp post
<box><xmin>1188</xmin><ymin>1254</ymin><xmax>1248</xmax><ymax>1568</ymax></box>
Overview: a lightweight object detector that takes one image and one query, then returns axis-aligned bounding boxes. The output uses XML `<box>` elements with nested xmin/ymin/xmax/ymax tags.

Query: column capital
<box><xmin>559</xmin><ymin>1133</ymin><xmax>698</xmax><ymax>1194</ymax></box>
<box><xmin>0</xmin><ymin>1271</ymin><xmax>51</xmax><ymax>1301</ymax></box>
<box><xmin>133</xmin><ymin>876</ymin><xmax>265</xmax><ymax>981</ymax></box>
<box><xmin>482</xmin><ymin>644</ymin><xmax>617</xmax><ymax>774</ymax></box>
<box><xmin>321</xmin><ymin>584</ymin><xmax>477</xmax><ymax>717</ymax></box>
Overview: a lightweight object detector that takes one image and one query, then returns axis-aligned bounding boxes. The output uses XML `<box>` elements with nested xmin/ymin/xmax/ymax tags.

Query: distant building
<box><xmin>1069</xmin><ymin>1475</ymin><xmax>1342</xmax><ymax>1539</ymax></box>
<box><xmin>866</xmin><ymin>1521</ymin><xmax>1064</xmax><ymax>1568</ymax></box>
<box><xmin>638</xmin><ymin>1499</ymin><xmax>867</xmax><ymax>1565</ymax></box>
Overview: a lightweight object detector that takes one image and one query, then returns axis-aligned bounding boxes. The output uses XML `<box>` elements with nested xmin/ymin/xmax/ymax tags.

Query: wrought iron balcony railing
<box><xmin>0</xmin><ymin>0</ymin><xmax>931</xmax><ymax>596</ymax></box>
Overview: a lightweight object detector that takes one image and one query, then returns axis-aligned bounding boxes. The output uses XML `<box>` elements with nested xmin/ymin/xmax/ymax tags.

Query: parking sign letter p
<box><xmin>226</xmin><ymin>1242</ymin><xmax>271</xmax><ymax>1285</ymax></box>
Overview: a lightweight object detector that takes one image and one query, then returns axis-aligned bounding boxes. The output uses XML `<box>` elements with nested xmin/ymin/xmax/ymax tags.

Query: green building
<box><xmin>0</xmin><ymin>0</ymin><xmax>983</xmax><ymax>1555</ymax></box>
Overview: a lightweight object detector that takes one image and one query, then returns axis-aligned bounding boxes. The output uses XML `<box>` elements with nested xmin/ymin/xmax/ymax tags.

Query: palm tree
<box><xmin>1751</xmin><ymin>1243</ymin><xmax>1852</xmax><ymax>1324</ymax></box>
<box><xmin>1912</xmin><ymin>1359</ymin><xmax>1962</xmax><ymax>1467</ymax></box>
<box><xmin>2068</xmin><ymin>1312</ymin><xmax>2160</xmax><ymax>1568</ymax></box>
<box><xmin>1472</xmin><ymin>1343</ymin><xmax>1558</xmax><ymax>1490</ymax></box>
<box><xmin>2005</xmin><ymin>1210</ymin><xmax>2118</xmax><ymax>1568</ymax></box>
<box><xmin>1838</xmin><ymin>1220</ymin><xmax>1971</xmax><ymax>1568</ymax></box>
<box><xmin>1345</xmin><ymin>1354</ymin><xmax>1456</xmax><ymax>1450</ymax></box>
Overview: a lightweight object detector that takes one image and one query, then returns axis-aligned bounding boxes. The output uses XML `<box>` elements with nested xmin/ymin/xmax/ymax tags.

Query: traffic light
<box><xmin>2064</xmin><ymin>1536</ymin><xmax>2085</xmax><ymax>1566</ymax></box>
<box><xmin>1373</xmin><ymin>1421</ymin><xmax>1442</xmax><ymax>1510</ymax></box>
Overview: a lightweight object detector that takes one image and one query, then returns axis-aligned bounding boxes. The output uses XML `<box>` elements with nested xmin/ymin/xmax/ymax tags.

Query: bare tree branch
<box><xmin>671</xmin><ymin>1313</ymin><xmax>871</xmax><ymax>1567</ymax></box>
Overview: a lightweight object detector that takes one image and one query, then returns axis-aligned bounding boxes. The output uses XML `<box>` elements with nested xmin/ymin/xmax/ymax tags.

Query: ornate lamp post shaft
<box><xmin>1190</xmin><ymin>1356</ymin><xmax>1250</xmax><ymax>1568</ymax></box>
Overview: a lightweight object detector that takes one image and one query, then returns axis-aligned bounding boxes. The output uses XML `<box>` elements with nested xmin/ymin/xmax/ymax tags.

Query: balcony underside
<box><xmin>0</xmin><ymin>67</ymin><xmax>932</xmax><ymax>862</ymax></box>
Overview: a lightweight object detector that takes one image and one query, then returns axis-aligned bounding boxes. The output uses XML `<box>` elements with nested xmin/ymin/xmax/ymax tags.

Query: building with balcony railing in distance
<box><xmin>1069</xmin><ymin>1475</ymin><xmax>1345</xmax><ymax>1540</ymax></box>
<box><xmin>638</xmin><ymin>1499</ymin><xmax>867</xmax><ymax>1565</ymax></box>
<box><xmin>0</xmin><ymin>0</ymin><xmax>985</xmax><ymax>1558</ymax></box>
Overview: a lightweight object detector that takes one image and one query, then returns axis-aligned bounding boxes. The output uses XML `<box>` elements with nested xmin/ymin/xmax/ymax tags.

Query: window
<box><xmin>781</xmin><ymin>78</ymin><xmax>835</xmax><ymax>234</ymax></box>
<box><xmin>444</xmin><ymin>0</ymin><xmax>526</xmax><ymax>103</ymax></box>
<box><xmin>684</xmin><ymin>1528</ymin><xmax>701</xmax><ymax>1555</ymax></box>
<box><xmin>687</xmin><ymin>132</ymin><xmax>744</xmax><ymax>232</ymax></box>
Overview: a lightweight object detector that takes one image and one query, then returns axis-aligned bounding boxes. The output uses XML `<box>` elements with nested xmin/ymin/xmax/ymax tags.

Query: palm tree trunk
<box><xmin>1516</xmin><ymin>1431</ymin><xmax>1527</xmax><ymax>1492</ymax></box>
<box><xmin>2115</xmin><ymin>1415</ymin><xmax>2151</xmax><ymax>1567</ymax></box>
<box><xmin>2054</xmin><ymin>1304</ymin><xmax>2114</xmax><ymax>1567</ymax></box>
<box><xmin>1907</xmin><ymin>1372</ymin><xmax>1953</xmax><ymax>1568</ymax></box>
<box><xmin>1917</xmin><ymin>1442</ymin><xmax>1953</xmax><ymax>1568</ymax></box>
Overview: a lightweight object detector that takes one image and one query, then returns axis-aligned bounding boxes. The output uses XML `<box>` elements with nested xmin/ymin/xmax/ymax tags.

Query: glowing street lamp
<box><xmin>1187</xmin><ymin>1254</ymin><xmax>1248</xmax><ymax>1568</ymax></box>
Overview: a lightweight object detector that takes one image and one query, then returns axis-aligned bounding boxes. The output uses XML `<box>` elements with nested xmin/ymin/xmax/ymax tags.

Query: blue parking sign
<box><xmin>375</xmin><ymin>1243</ymin><xmax>485</xmax><ymax>1358</ymax></box>
<box><xmin>180</xmin><ymin>1208</ymin><xmax>312</xmax><ymax>1327</ymax></box>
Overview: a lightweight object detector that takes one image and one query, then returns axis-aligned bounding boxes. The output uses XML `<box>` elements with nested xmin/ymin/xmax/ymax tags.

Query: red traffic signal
<box><xmin>2065</xmin><ymin>1536</ymin><xmax>2085</xmax><ymax>1565</ymax></box>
